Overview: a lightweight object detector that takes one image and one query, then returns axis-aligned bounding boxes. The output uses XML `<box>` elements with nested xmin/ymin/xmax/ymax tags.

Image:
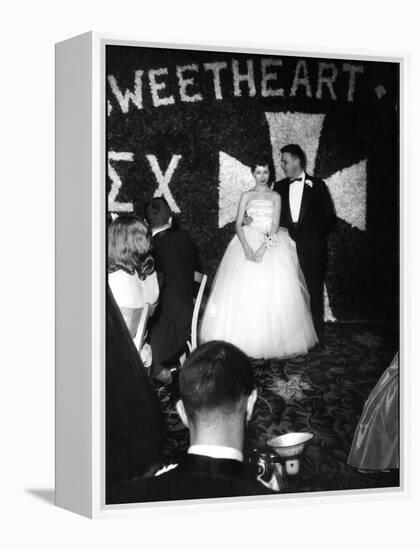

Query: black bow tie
<box><xmin>290</xmin><ymin>176</ymin><xmax>303</xmax><ymax>183</ymax></box>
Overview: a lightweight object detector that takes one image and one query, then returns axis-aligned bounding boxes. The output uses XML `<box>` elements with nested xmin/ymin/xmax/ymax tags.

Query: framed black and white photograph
<box><xmin>55</xmin><ymin>32</ymin><xmax>405</xmax><ymax>518</ymax></box>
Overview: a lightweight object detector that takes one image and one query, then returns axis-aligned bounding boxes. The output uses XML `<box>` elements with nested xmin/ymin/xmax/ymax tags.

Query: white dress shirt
<box><xmin>289</xmin><ymin>171</ymin><xmax>306</xmax><ymax>223</ymax></box>
<box><xmin>188</xmin><ymin>444</ymin><xmax>244</xmax><ymax>462</ymax></box>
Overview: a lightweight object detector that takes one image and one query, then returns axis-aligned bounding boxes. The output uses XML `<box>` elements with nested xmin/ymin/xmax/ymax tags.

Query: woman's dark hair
<box><xmin>108</xmin><ymin>215</ymin><xmax>155</xmax><ymax>280</ymax></box>
<box><xmin>250</xmin><ymin>156</ymin><xmax>271</xmax><ymax>174</ymax></box>
<box><xmin>179</xmin><ymin>341</ymin><xmax>255</xmax><ymax>421</ymax></box>
<box><xmin>280</xmin><ymin>144</ymin><xmax>307</xmax><ymax>169</ymax></box>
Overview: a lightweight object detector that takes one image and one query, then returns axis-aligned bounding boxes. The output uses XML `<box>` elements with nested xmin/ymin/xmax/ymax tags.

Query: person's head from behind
<box><xmin>280</xmin><ymin>144</ymin><xmax>307</xmax><ymax>179</ymax></box>
<box><xmin>176</xmin><ymin>341</ymin><xmax>257</xmax><ymax>448</ymax></box>
<box><xmin>108</xmin><ymin>214</ymin><xmax>155</xmax><ymax>280</ymax></box>
<box><xmin>146</xmin><ymin>197</ymin><xmax>172</xmax><ymax>230</ymax></box>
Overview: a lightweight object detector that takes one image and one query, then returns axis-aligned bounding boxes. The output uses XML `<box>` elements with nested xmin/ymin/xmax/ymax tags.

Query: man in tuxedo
<box><xmin>273</xmin><ymin>144</ymin><xmax>336</xmax><ymax>346</ymax></box>
<box><xmin>146</xmin><ymin>197</ymin><xmax>195</xmax><ymax>383</ymax></box>
<box><xmin>107</xmin><ymin>341</ymin><xmax>275</xmax><ymax>503</ymax></box>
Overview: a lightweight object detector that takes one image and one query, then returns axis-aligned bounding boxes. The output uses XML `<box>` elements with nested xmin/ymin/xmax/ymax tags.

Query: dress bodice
<box><xmin>246</xmin><ymin>198</ymin><xmax>274</xmax><ymax>233</ymax></box>
<box><xmin>108</xmin><ymin>269</ymin><xmax>159</xmax><ymax>337</ymax></box>
<box><xmin>108</xmin><ymin>269</ymin><xmax>159</xmax><ymax>309</ymax></box>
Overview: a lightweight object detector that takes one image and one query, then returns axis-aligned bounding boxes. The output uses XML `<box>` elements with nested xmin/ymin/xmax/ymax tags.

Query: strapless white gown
<box><xmin>199</xmin><ymin>198</ymin><xmax>318</xmax><ymax>359</ymax></box>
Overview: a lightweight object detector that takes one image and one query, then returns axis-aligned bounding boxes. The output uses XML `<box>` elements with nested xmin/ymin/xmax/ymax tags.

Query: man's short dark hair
<box><xmin>280</xmin><ymin>144</ymin><xmax>307</xmax><ymax>169</ymax></box>
<box><xmin>179</xmin><ymin>341</ymin><xmax>255</xmax><ymax>420</ymax></box>
<box><xmin>146</xmin><ymin>197</ymin><xmax>172</xmax><ymax>228</ymax></box>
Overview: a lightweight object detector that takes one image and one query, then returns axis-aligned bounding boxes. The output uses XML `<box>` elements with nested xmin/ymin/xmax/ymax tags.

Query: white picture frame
<box><xmin>55</xmin><ymin>31</ymin><xmax>408</xmax><ymax>518</ymax></box>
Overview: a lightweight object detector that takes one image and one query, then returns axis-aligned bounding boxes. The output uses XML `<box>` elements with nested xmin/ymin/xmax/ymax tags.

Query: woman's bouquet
<box><xmin>264</xmin><ymin>232</ymin><xmax>278</xmax><ymax>249</ymax></box>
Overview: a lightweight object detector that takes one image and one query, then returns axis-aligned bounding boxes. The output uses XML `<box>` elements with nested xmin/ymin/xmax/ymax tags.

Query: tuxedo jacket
<box><xmin>273</xmin><ymin>174</ymin><xmax>336</xmax><ymax>251</ymax></box>
<box><xmin>152</xmin><ymin>227</ymin><xmax>195</xmax><ymax>303</ymax></box>
<box><xmin>107</xmin><ymin>454</ymin><xmax>275</xmax><ymax>504</ymax></box>
<box><xmin>149</xmin><ymin>227</ymin><xmax>196</xmax><ymax>364</ymax></box>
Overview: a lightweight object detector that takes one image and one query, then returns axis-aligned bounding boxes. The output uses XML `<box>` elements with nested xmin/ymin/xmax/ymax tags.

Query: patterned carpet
<box><xmin>152</xmin><ymin>323</ymin><xmax>399</xmax><ymax>493</ymax></box>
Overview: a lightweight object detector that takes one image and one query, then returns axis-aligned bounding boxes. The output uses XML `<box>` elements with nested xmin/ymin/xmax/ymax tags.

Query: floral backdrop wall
<box><xmin>106</xmin><ymin>45</ymin><xmax>399</xmax><ymax>323</ymax></box>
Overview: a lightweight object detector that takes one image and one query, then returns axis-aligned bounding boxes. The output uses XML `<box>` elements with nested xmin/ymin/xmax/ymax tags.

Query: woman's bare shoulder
<box><xmin>240</xmin><ymin>189</ymin><xmax>255</xmax><ymax>202</ymax></box>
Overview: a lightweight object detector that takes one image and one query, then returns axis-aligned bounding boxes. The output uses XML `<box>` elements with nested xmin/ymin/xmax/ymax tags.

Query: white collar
<box><xmin>152</xmin><ymin>222</ymin><xmax>172</xmax><ymax>237</ymax></box>
<box><xmin>291</xmin><ymin>172</ymin><xmax>313</xmax><ymax>188</ymax></box>
<box><xmin>188</xmin><ymin>444</ymin><xmax>244</xmax><ymax>462</ymax></box>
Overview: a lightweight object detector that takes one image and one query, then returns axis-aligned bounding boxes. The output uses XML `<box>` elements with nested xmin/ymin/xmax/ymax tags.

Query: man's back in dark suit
<box><xmin>107</xmin><ymin>453</ymin><xmax>274</xmax><ymax>504</ymax></box>
<box><xmin>150</xmin><ymin>227</ymin><xmax>195</xmax><ymax>367</ymax></box>
<box><xmin>153</xmin><ymin>227</ymin><xmax>195</xmax><ymax>301</ymax></box>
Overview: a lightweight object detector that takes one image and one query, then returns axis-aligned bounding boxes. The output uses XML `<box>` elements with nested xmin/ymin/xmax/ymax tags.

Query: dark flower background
<box><xmin>107</xmin><ymin>46</ymin><xmax>399</xmax><ymax>323</ymax></box>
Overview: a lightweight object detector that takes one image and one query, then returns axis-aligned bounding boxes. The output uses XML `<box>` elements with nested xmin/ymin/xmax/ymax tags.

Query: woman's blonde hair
<box><xmin>108</xmin><ymin>215</ymin><xmax>155</xmax><ymax>280</ymax></box>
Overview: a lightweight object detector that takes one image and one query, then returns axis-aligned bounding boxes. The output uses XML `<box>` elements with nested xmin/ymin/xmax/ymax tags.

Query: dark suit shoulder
<box><xmin>132</xmin><ymin>468</ymin><xmax>273</xmax><ymax>503</ymax></box>
<box><xmin>273</xmin><ymin>178</ymin><xmax>288</xmax><ymax>195</ymax></box>
<box><xmin>274</xmin><ymin>177</ymin><xmax>288</xmax><ymax>187</ymax></box>
<box><xmin>161</xmin><ymin>227</ymin><xmax>192</xmax><ymax>240</ymax></box>
<box><xmin>305</xmin><ymin>174</ymin><xmax>326</xmax><ymax>187</ymax></box>
<box><xmin>170</xmin><ymin>229</ymin><xmax>195</xmax><ymax>253</ymax></box>
<box><xmin>107</xmin><ymin>459</ymin><xmax>275</xmax><ymax>504</ymax></box>
<box><xmin>176</xmin><ymin>228</ymin><xmax>194</xmax><ymax>242</ymax></box>
<box><xmin>154</xmin><ymin>228</ymin><xmax>193</xmax><ymax>248</ymax></box>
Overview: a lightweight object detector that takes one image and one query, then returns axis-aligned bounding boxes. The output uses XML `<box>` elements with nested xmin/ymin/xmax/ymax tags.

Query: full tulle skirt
<box><xmin>199</xmin><ymin>226</ymin><xmax>318</xmax><ymax>359</ymax></box>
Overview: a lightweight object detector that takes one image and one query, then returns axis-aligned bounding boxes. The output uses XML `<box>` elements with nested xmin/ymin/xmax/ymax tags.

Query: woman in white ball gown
<box><xmin>199</xmin><ymin>158</ymin><xmax>318</xmax><ymax>359</ymax></box>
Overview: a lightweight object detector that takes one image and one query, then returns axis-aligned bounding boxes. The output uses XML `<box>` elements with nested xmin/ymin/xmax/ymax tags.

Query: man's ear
<box><xmin>176</xmin><ymin>399</ymin><xmax>189</xmax><ymax>428</ymax></box>
<box><xmin>246</xmin><ymin>389</ymin><xmax>258</xmax><ymax>422</ymax></box>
